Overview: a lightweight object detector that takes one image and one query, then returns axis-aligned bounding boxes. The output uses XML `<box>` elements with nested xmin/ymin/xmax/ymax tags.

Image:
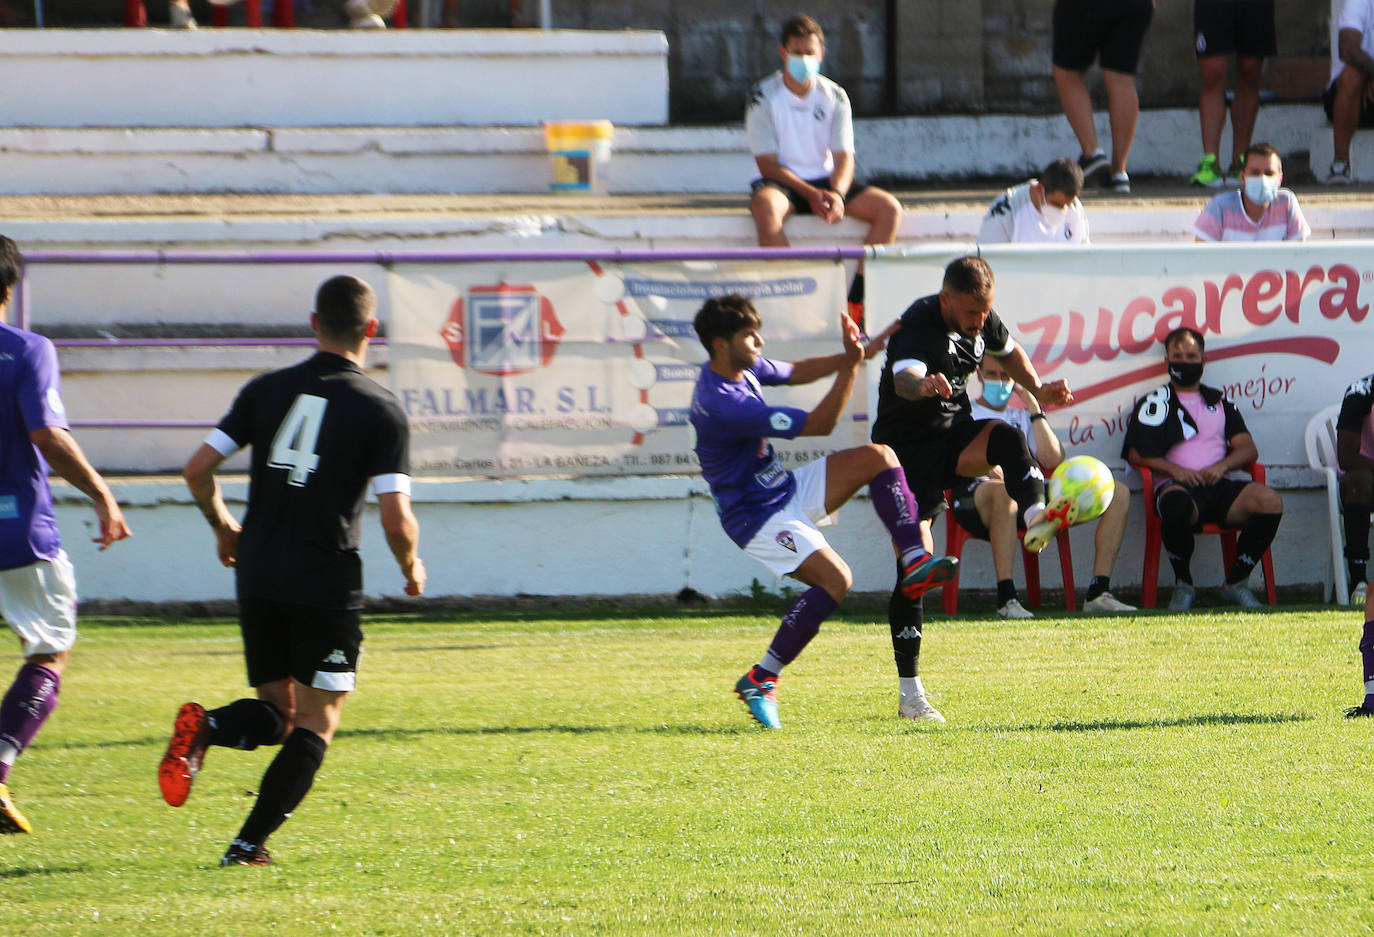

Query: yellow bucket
<box><xmin>543</xmin><ymin>120</ymin><xmax>614</xmax><ymax>194</ymax></box>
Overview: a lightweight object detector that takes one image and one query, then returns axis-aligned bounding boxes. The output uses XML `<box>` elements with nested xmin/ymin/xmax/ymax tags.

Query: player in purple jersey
<box><xmin>690</xmin><ymin>294</ymin><xmax>956</xmax><ymax>729</ymax></box>
<box><xmin>0</xmin><ymin>235</ymin><xmax>131</xmax><ymax>833</ymax></box>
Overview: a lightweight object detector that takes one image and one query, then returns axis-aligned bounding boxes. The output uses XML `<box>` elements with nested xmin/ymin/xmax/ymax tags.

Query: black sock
<box><xmin>847</xmin><ymin>271</ymin><xmax>865</xmax><ymax>306</ymax></box>
<box><xmin>1228</xmin><ymin>512</ymin><xmax>1281</xmax><ymax>584</ymax></box>
<box><xmin>888</xmin><ymin>559</ymin><xmax>923</xmax><ymax>678</ymax></box>
<box><xmin>209</xmin><ymin>698</ymin><xmax>286</xmax><ymax>751</ymax></box>
<box><xmin>1158</xmin><ymin>488</ymin><xmax>1195</xmax><ymax>585</ymax></box>
<box><xmin>996</xmin><ymin>579</ymin><xmax>1018</xmax><ymax>606</ymax></box>
<box><xmin>1086</xmin><ymin>575</ymin><xmax>1111</xmax><ymax>602</ymax></box>
<box><xmin>235</xmin><ymin>728</ymin><xmax>328</xmax><ymax>848</ymax></box>
<box><xmin>1361</xmin><ymin>620</ymin><xmax>1374</xmax><ymax>706</ymax></box>
<box><xmin>1344</xmin><ymin>500</ymin><xmax>1371</xmax><ymax>587</ymax></box>
<box><xmin>984</xmin><ymin>421</ymin><xmax>1044</xmax><ymax>520</ymax></box>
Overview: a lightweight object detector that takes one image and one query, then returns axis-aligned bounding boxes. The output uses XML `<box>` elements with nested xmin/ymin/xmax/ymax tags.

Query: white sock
<box><xmin>900</xmin><ymin>676</ymin><xmax>924</xmax><ymax>698</ymax></box>
<box><xmin>1023</xmin><ymin>502</ymin><xmax>1046</xmax><ymax>527</ymax></box>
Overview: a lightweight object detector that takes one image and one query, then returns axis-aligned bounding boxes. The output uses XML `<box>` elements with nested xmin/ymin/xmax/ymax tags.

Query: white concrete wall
<box><xmin>57</xmin><ymin>473</ymin><xmax>1337</xmax><ymax>604</ymax></box>
<box><xmin>0</xmin><ymin>105</ymin><xmax>1325</xmax><ymax>195</ymax></box>
<box><xmin>0</xmin><ymin>29</ymin><xmax>669</xmax><ymax>128</ymax></box>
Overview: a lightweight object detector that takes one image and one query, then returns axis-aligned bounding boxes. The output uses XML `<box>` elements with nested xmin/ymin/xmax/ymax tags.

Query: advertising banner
<box><xmin>388</xmin><ymin>259</ymin><xmax>856</xmax><ymax>477</ymax></box>
<box><xmin>866</xmin><ymin>243</ymin><xmax>1374</xmax><ymax>468</ymax></box>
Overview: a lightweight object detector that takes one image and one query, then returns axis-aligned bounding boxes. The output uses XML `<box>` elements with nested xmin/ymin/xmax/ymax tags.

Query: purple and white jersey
<box><xmin>0</xmin><ymin>322</ymin><xmax>69</xmax><ymax>571</ymax></box>
<box><xmin>690</xmin><ymin>356</ymin><xmax>808</xmax><ymax>547</ymax></box>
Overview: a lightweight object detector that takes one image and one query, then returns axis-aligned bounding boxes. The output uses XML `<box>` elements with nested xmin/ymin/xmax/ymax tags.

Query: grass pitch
<box><xmin>2</xmin><ymin>604</ymin><xmax>1372</xmax><ymax>936</ymax></box>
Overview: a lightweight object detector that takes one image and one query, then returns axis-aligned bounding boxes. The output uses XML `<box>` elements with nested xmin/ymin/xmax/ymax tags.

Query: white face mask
<box><xmin>1039</xmin><ymin>201</ymin><xmax>1068</xmax><ymax>228</ymax></box>
<box><xmin>1244</xmin><ymin>174</ymin><xmax>1279</xmax><ymax>205</ymax></box>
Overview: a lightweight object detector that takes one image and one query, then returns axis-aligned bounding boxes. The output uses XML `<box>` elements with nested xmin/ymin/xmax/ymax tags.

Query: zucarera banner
<box><xmin>866</xmin><ymin>242</ymin><xmax>1374</xmax><ymax>468</ymax></box>
<box><xmin>388</xmin><ymin>259</ymin><xmax>855</xmax><ymax>477</ymax></box>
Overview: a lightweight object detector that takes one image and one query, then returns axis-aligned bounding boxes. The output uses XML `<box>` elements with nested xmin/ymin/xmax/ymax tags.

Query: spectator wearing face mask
<box><xmin>977</xmin><ymin>158</ymin><xmax>1090</xmax><ymax>246</ymax></box>
<box><xmin>1193</xmin><ymin>142</ymin><xmax>1311</xmax><ymax>242</ymax></box>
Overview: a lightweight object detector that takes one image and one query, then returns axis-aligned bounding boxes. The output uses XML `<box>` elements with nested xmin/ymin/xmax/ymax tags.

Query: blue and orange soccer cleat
<box><xmin>735</xmin><ymin>668</ymin><xmax>780</xmax><ymax>729</ymax></box>
<box><xmin>899</xmin><ymin>554</ymin><xmax>959</xmax><ymax>600</ymax></box>
<box><xmin>159</xmin><ymin>701</ymin><xmax>211</xmax><ymax>807</ymax></box>
<box><xmin>221</xmin><ymin>841</ymin><xmax>274</xmax><ymax>866</ymax></box>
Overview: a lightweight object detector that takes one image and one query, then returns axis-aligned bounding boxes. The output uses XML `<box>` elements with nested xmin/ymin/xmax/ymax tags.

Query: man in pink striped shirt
<box><xmin>1193</xmin><ymin>143</ymin><xmax>1310</xmax><ymax>242</ymax></box>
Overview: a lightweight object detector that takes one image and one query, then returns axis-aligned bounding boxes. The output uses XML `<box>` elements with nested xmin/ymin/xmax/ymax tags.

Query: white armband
<box><xmin>372</xmin><ymin>473</ymin><xmax>412</xmax><ymax>496</ymax></box>
<box><xmin>204</xmin><ymin>428</ymin><xmax>242</xmax><ymax>458</ymax></box>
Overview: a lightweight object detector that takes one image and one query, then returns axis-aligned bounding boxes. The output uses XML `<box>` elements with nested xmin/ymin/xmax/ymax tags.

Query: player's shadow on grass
<box><xmin>0</xmin><ymin>865</ymin><xmax>87</xmax><ymax>879</ymax></box>
<box><xmin>337</xmin><ymin>723</ymin><xmax>750</xmax><ymax>740</ymax></box>
<box><xmin>987</xmin><ymin>711</ymin><xmax>1310</xmax><ymax>733</ymax></box>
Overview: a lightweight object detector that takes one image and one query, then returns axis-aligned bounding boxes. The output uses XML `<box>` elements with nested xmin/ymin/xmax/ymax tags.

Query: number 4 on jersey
<box><xmin>269</xmin><ymin>394</ymin><xmax>328</xmax><ymax>486</ymax></box>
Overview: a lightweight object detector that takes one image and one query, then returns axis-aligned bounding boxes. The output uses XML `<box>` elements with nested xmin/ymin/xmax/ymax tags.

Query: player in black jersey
<box><xmin>872</xmin><ymin>256</ymin><xmax>1073</xmax><ymax>721</ymax></box>
<box><xmin>159</xmin><ymin>275</ymin><xmax>425</xmax><ymax>866</ymax></box>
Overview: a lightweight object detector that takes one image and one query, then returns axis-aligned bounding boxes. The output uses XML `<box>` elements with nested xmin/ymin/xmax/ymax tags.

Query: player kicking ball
<box><xmin>690</xmin><ymin>294</ymin><xmax>957</xmax><ymax>729</ymax></box>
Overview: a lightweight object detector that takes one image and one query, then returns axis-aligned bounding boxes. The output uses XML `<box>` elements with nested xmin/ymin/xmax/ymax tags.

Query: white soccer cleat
<box><xmin>1022</xmin><ymin>494</ymin><xmax>1079</xmax><ymax>554</ymax></box>
<box><xmin>1350</xmin><ymin>581</ymin><xmax>1368</xmax><ymax>607</ymax></box>
<box><xmin>899</xmin><ymin>691</ymin><xmax>945</xmax><ymax>723</ymax></box>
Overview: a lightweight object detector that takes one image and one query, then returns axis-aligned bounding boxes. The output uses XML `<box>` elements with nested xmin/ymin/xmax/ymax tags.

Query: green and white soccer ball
<box><xmin>1047</xmin><ymin>455</ymin><xmax>1115</xmax><ymax>524</ymax></box>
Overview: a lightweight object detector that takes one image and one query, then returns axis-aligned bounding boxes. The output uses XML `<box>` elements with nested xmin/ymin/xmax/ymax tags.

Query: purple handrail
<box><xmin>20</xmin><ymin>246</ymin><xmax>859</xmax><ymax>426</ymax></box>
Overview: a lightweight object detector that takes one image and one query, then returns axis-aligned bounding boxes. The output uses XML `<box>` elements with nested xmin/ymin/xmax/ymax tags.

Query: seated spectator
<box><xmin>1337</xmin><ymin>373</ymin><xmax>1374</xmax><ymax>606</ymax></box>
<box><xmin>1322</xmin><ymin>0</ymin><xmax>1374</xmax><ymax>184</ymax></box>
<box><xmin>1193</xmin><ymin>143</ymin><xmax>1310</xmax><ymax>242</ymax></box>
<box><xmin>167</xmin><ymin>0</ymin><xmax>393</xmax><ymax>29</ymax></box>
<box><xmin>745</xmin><ymin>14</ymin><xmax>902</xmax><ymax>249</ymax></box>
<box><xmin>978</xmin><ymin>158</ymin><xmax>1090</xmax><ymax>245</ymax></box>
<box><xmin>1123</xmin><ymin>327</ymin><xmax>1283</xmax><ymax>611</ymax></box>
<box><xmin>954</xmin><ymin>357</ymin><xmax>1134</xmax><ymax>618</ymax></box>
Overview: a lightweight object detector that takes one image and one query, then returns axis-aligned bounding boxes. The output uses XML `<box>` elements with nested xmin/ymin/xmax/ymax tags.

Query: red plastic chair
<box><xmin>940</xmin><ymin>489</ymin><xmax>1076</xmax><ymax>614</ymax></box>
<box><xmin>1136</xmin><ymin>464</ymin><xmax>1277</xmax><ymax>608</ymax></box>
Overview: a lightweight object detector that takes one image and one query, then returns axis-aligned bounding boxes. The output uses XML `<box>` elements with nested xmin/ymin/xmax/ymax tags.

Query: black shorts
<box><xmin>750</xmin><ymin>176</ymin><xmax>871</xmax><ymax>215</ymax></box>
<box><xmin>1324</xmin><ymin>80</ymin><xmax>1374</xmax><ymax>127</ymax></box>
<box><xmin>1052</xmin><ymin>0</ymin><xmax>1154</xmax><ymax>75</ymax></box>
<box><xmin>238</xmin><ymin>596</ymin><xmax>364</xmax><ymax>691</ymax></box>
<box><xmin>1153</xmin><ymin>477</ymin><xmax>1250</xmax><ymax>528</ymax></box>
<box><xmin>950</xmin><ymin>478</ymin><xmax>1030</xmax><ymax>541</ymax></box>
<box><xmin>1193</xmin><ymin>0</ymin><xmax>1276</xmax><ymax>59</ymax></box>
<box><xmin>887</xmin><ymin>418</ymin><xmax>992</xmax><ymax>522</ymax></box>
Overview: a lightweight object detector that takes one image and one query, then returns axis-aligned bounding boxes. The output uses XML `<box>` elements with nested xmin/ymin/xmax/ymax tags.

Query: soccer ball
<box><xmin>1047</xmin><ymin>455</ymin><xmax>1115</xmax><ymax>524</ymax></box>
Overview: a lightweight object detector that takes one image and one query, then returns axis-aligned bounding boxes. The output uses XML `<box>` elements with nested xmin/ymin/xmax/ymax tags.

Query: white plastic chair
<box><xmin>1305</xmin><ymin>403</ymin><xmax>1349</xmax><ymax>603</ymax></box>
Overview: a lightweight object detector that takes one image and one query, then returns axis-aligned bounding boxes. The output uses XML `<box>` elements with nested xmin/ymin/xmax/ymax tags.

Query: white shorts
<box><xmin>742</xmin><ymin>458</ymin><xmax>838</xmax><ymax>578</ymax></box>
<box><xmin>0</xmin><ymin>551</ymin><xmax>78</xmax><ymax>657</ymax></box>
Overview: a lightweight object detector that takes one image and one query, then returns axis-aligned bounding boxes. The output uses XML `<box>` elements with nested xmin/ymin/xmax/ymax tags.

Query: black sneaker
<box><xmin>1346</xmin><ymin>704</ymin><xmax>1374</xmax><ymax>719</ymax></box>
<box><xmin>221</xmin><ymin>842</ymin><xmax>273</xmax><ymax>866</ymax></box>
<box><xmin>1077</xmin><ymin>151</ymin><xmax>1109</xmax><ymax>181</ymax></box>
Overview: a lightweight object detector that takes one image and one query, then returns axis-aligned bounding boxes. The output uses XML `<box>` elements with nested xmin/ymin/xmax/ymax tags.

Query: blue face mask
<box><xmin>1244</xmin><ymin>174</ymin><xmax>1279</xmax><ymax>205</ymax></box>
<box><xmin>982</xmin><ymin>379</ymin><xmax>1015</xmax><ymax>408</ymax></box>
<box><xmin>786</xmin><ymin>54</ymin><xmax>821</xmax><ymax>83</ymax></box>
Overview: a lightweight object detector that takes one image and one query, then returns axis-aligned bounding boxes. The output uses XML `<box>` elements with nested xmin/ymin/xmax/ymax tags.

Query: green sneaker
<box><xmin>1225</xmin><ymin>162</ymin><xmax>1242</xmax><ymax>185</ymax></box>
<box><xmin>1190</xmin><ymin>154</ymin><xmax>1225</xmax><ymax>188</ymax></box>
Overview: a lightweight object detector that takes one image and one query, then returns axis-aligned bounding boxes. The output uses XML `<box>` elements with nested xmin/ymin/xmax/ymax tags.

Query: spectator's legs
<box><xmin>750</xmin><ymin>187</ymin><xmax>793</xmax><ymax>247</ymax></box>
<box><xmin>1332</xmin><ymin>68</ymin><xmax>1367</xmax><ymax>165</ymax></box>
<box><xmin>844</xmin><ymin>188</ymin><xmax>902</xmax><ymax>245</ymax></box>
<box><xmin>1092</xmin><ymin>480</ymin><xmax>1130</xmax><ymax>579</ymax></box>
<box><xmin>975</xmin><ymin>480</ymin><xmax>1018</xmax><ymax>586</ymax></box>
<box><xmin>1196</xmin><ymin>55</ymin><xmax>1229</xmax><ymax>158</ymax></box>
<box><xmin>1053</xmin><ymin>65</ymin><xmax>1101</xmax><ymax>160</ymax></box>
<box><xmin>1101</xmin><ymin>69</ymin><xmax>1140</xmax><ymax>177</ymax></box>
<box><xmin>1228</xmin><ymin>56</ymin><xmax>1265</xmax><ymax>167</ymax></box>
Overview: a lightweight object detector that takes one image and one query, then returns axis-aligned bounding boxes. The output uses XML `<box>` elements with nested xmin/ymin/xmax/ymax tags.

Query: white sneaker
<box><xmin>1221</xmin><ymin>581</ymin><xmax>1263</xmax><ymax>608</ymax></box>
<box><xmin>899</xmin><ymin>692</ymin><xmax>945</xmax><ymax>723</ymax></box>
<box><xmin>1168</xmin><ymin>582</ymin><xmax>1196</xmax><ymax>612</ymax></box>
<box><xmin>345</xmin><ymin>0</ymin><xmax>387</xmax><ymax>26</ymax></box>
<box><xmin>1351</xmin><ymin>581</ymin><xmax>1368</xmax><ymax>606</ymax></box>
<box><xmin>1322</xmin><ymin>161</ymin><xmax>1353</xmax><ymax>185</ymax></box>
<box><xmin>1084</xmin><ymin>591</ymin><xmax>1136</xmax><ymax>613</ymax></box>
<box><xmin>169</xmin><ymin>1</ymin><xmax>197</xmax><ymax>27</ymax></box>
<box><xmin>997</xmin><ymin>597</ymin><xmax>1034</xmax><ymax>619</ymax></box>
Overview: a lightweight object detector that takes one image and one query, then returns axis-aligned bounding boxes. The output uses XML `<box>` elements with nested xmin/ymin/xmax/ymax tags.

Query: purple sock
<box><xmin>759</xmin><ymin>585</ymin><xmax>839</xmax><ymax>675</ymax></box>
<box><xmin>868</xmin><ymin>467</ymin><xmax>926</xmax><ymax>564</ymax></box>
<box><xmin>0</xmin><ymin>663</ymin><xmax>61</xmax><ymax>783</ymax></box>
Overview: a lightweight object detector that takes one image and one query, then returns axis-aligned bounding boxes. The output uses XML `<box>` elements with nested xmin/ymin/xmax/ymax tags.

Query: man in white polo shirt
<box><xmin>745</xmin><ymin>13</ymin><xmax>902</xmax><ymax>251</ymax></box>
